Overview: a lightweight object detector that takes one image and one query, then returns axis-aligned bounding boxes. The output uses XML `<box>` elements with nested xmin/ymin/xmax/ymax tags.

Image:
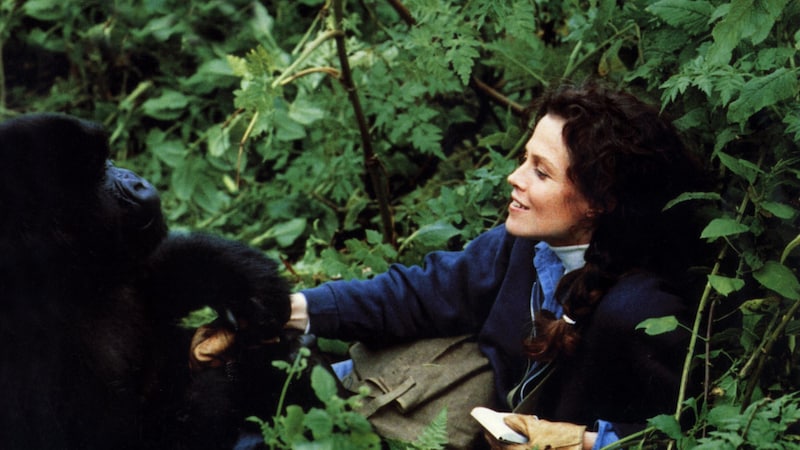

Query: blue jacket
<box><xmin>303</xmin><ymin>225</ymin><xmax>691</xmax><ymax>435</ymax></box>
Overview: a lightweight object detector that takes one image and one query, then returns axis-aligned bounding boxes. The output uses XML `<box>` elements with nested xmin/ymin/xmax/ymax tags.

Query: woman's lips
<box><xmin>510</xmin><ymin>198</ymin><xmax>529</xmax><ymax>210</ymax></box>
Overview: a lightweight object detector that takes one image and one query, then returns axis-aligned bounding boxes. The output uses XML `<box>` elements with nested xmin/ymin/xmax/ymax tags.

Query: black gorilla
<box><xmin>0</xmin><ymin>113</ymin><xmax>318</xmax><ymax>449</ymax></box>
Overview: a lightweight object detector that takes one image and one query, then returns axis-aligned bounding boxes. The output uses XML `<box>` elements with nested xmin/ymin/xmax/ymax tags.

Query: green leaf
<box><xmin>171</xmin><ymin>159</ymin><xmax>203</xmax><ymax>201</ymax></box>
<box><xmin>289</xmin><ymin>97</ymin><xmax>326</xmax><ymax>125</ymax></box>
<box><xmin>727</xmin><ymin>68</ymin><xmax>799</xmax><ymax>124</ymax></box>
<box><xmin>304</xmin><ymin>408</ymin><xmax>334</xmax><ymax>440</ymax></box>
<box><xmin>141</xmin><ymin>90</ymin><xmax>191</xmax><ymax>121</ymax></box>
<box><xmin>663</xmin><ymin>191</ymin><xmax>721</xmax><ymax>210</ymax></box>
<box><xmin>283</xmin><ymin>405</ymin><xmax>307</xmax><ymax>442</ymax></box>
<box><xmin>716</xmin><ymin>151</ymin><xmax>762</xmax><ymax>184</ymax></box>
<box><xmin>194</xmin><ymin>177</ymin><xmax>230</xmax><ymax>213</ymax></box>
<box><xmin>701</xmin><ymin>218</ymin><xmax>750</xmax><ymax>239</ymax></box>
<box><xmin>137</xmin><ymin>14</ymin><xmax>181</xmax><ymax>42</ymax></box>
<box><xmin>274</xmin><ymin>218</ymin><xmax>308</xmax><ymax>248</ymax></box>
<box><xmin>22</xmin><ymin>0</ymin><xmax>65</xmax><ymax>21</ymax></box>
<box><xmin>414</xmin><ymin>407</ymin><xmax>449</xmax><ymax>449</ymax></box>
<box><xmin>759</xmin><ymin>201</ymin><xmax>797</xmax><ymax>220</ymax></box>
<box><xmin>404</xmin><ymin>222</ymin><xmax>460</xmax><ymax>249</ymax></box>
<box><xmin>636</xmin><ymin>316</ymin><xmax>679</xmax><ymax>335</ymax></box>
<box><xmin>250</xmin><ymin>218</ymin><xmax>307</xmax><ymax>247</ymax></box>
<box><xmin>646</xmin><ymin>0</ymin><xmax>715</xmax><ymax>36</ymax></box>
<box><xmin>648</xmin><ymin>414</ymin><xmax>683</xmax><ymax>439</ymax></box>
<box><xmin>311</xmin><ymin>366</ymin><xmax>339</xmax><ymax>404</ymax></box>
<box><xmin>206</xmin><ymin>124</ymin><xmax>232</xmax><ymax>158</ymax></box>
<box><xmin>275</xmin><ymin>108</ymin><xmax>307</xmax><ymax>141</ymax></box>
<box><xmin>178</xmin><ymin>306</ymin><xmax>219</xmax><ymax>329</ymax></box>
<box><xmin>708</xmin><ymin>274</ymin><xmax>746</xmax><ymax>297</ymax></box>
<box><xmin>146</xmin><ymin>130</ymin><xmax>188</xmax><ymax>168</ymax></box>
<box><xmin>753</xmin><ymin>261</ymin><xmax>800</xmax><ymax>300</ymax></box>
<box><xmin>708</xmin><ymin>0</ymin><xmax>790</xmax><ymax>65</ymax></box>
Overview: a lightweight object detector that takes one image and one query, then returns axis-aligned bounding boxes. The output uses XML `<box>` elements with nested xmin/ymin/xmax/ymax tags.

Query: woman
<box><xmin>286</xmin><ymin>82</ymin><xmax>705</xmax><ymax>449</ymax></box>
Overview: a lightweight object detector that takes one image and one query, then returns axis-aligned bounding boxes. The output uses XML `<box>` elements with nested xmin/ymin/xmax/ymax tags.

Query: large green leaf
<box><xmin>709</xmin><ymin>275</ymin><xmax>746</xmax><ymax>297</ymax></box>
<box><xmin>646</xmin><ymin>0</ymin><xmax>714</xmax><ymax>36</ymax></box>
<box><xmin>753</xmin><ymin>261</ymin><xmax>800</xmax><ymax>300</ymax></box>
<box><xmin>311</xmin><ymin>366</ymin><xmax>339</xmax><ymax>404</ymax></box>
<box><xmin>708</xmin><ymin>0</ymin><xmax>790</xmax><ymax>65</ymax></box>
<box><xmin>727</xmin><ymin>68</ymin><xmax>799</xmax><ymax>124</ymax></box>
<box><xmin>700</xmin><ymin>218</ymin><xmax>750</xmax><ymax>239</ymax></box>
<box><xmin>636</xmin><ymin>316</ymin><xmax>680</xmax><ymax>335</ymax></box>
<box><xmin>141</xmin><ymin>90</ymin><xmax>191</xmax><ymax>121</ymax></box>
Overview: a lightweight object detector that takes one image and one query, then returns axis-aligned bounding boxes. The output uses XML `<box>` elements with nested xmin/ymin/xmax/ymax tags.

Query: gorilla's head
<box><xmin>0</xmin><ymin>113</ymin><xmax>167</xmax><ymax>278</ymax></box>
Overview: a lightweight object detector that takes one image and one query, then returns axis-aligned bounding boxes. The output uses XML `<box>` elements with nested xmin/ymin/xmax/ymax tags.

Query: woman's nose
<box><xmin>507</xmin><ymin>166</ymin><xmax>524</xmax><ymax>189</ymax></box>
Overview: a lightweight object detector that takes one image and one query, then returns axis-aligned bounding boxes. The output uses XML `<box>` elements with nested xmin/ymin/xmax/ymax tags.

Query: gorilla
<box><xmin>0</xmin><ymin>113</ymin><xmax>317</xmax><ymax>449</ymax></box>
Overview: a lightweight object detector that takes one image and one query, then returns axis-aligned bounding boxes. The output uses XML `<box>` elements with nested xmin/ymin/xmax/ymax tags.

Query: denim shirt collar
<box><xmin>533</xmin><ymin>241</ymin><xmax>564</xmax><ymax>317</ymax></box>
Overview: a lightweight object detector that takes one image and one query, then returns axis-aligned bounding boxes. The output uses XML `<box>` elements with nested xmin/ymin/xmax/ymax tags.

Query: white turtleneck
<box><xmin>550</xmin><ymin>243</ymin><xmax>589</xmax><ymax>274</ymax></box>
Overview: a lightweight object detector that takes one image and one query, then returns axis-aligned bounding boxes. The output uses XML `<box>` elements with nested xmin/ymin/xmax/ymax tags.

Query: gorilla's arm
<box><xmin>142</xmin><ymin>232</ymin><xmax>291</xmax><ymax>343</ymax></box>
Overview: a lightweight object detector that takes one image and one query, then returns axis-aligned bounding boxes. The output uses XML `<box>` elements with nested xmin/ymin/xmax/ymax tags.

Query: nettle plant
<box><xmin>4</xmin><ymin>0</ymin><xmax>799</xmax><ymax>447</ymax></box>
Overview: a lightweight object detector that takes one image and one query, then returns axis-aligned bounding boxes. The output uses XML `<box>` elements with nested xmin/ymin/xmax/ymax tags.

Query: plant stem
<box><xmin>237</xmin><ymin>111</ymin><xmax>259</xmax><ymax>187</ymax></box>
<box><xmin>674</xmin><ymin>244</ymin><xmax>726</xmax><ymax>423</ymax></box>
<box><xmin>741</xmin><ymin>297</ymin><xmax>800</xmax><ymax>408</ymax></box>
<box><xmin>278</xmin><ymin>67</ymin><xmax>341</xmax><ymax>85</ymax></box>
<box><xmin>274</xmin><ymin>349</ymin><xmax>308</xmax><ymax>422</ymax></box>
<box><xmin>674</xmin><ymin>146</ymin><xmax>766</xmax><ymax>424</ymax></box>
<box><xmin>0</xmin><ymin>39</ymin><xmax>5</xmax><ymax>112</ymax></box>
<box><xmin>562</xmin><ymin>23</ymin><xmax>638</xmax><ymax>79</ymax></box>
<box><xmin>331</xmin><ymin>0</ymin><xmax>396</xmax><ymax>246</ymax></box>
<box><xmin>674</xmin><ymin>198</ymin><xmax>750</xmax><ymax>422</ymax></box>
<box><xmin>272</xmin><ymin>29</ymin><xmax>344</xmax><ymax>88</ymax></box>
<box><xmin>599</xmin><ymin>426</ymin><xmax>652</xmax><ymax>449</ymax></box>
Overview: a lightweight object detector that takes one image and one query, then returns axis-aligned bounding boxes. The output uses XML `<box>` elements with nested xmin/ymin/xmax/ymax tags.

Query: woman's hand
<box><xmin>286</xmin><ymin>292</ymin><xmax>309</xmax><ymax>331</ymax></box>
<box><xmin>484</xmin><ymin>414</ymin><xmax>593</xmax><ymax>450</ymax></box>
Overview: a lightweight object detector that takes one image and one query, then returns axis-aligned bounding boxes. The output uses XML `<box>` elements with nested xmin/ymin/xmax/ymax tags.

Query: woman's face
<box><xmin>505</xmin><ymin>114</ymin><xmax>594</xmax><ymax>246</ymax></box>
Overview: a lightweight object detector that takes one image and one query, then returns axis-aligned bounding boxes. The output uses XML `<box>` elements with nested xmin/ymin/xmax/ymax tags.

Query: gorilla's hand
<box><xmin>189</xmin><ymin>325</ymin><xmax>236</xmax><ymax>371</ymax></box>
<box><xmin>145</xmin><ymin>232</ymin><xmax>292</xmax><ymax>346</ymax></box>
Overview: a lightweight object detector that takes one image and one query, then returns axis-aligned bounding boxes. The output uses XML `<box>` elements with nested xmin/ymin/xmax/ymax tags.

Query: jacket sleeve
<box><xmin>302</xmin><ymin>226</ymin><xmax>515</xmax><ymax>344</ymax></box>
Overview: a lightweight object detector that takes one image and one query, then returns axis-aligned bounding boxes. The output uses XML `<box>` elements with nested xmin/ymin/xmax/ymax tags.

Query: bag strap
<box><xmin>359</xmin><ymin>377</ymin><xmax>417</xmax><ymax>417</ymax></box>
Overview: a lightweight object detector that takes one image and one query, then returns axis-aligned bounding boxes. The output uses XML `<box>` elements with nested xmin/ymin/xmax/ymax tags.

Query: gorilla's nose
<box><xmin>106</xmin><ymin>163</ymin><xmax>161</xmax><ymax>211</ymax></box>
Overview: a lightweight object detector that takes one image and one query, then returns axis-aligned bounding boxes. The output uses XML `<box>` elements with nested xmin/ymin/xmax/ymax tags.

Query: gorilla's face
<box><xmin>0</xmin><ymin>113</ymin><xmax>167</xmax><ymax>271</ymax></box>
<box><xmin>100</xmin><ymin>160</ymin><xmax>167</xmax><ymax>262</ymax></box>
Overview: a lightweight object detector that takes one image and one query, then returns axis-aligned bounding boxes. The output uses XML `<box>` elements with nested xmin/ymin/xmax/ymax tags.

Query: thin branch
<box><xmin>386</xmin><ymin>0</ymin><xmax>416</xmax><ymax>26</ymax></box>
<box><xmin>237</xmin><ymin>111</ymin><xmax>259</xmax><ymax>187</ymax></box>
<box><xmin>471</xmin><ymin>77</ymin><xmax>526</xmax><ymax>117</ymax></box>
<box><xmin>332</xmin><ymin>0</ymin><xmax>396</xmax><ymax>246</ymax></box>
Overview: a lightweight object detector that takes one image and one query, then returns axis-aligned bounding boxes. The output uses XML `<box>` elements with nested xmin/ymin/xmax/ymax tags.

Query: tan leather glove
<box><xmin>189</xmin><ymin>325</ymin><xmax>235</xmax><ymax>371</ymax></box>
<box><xmin>485</xmin><ymin>414</ymin><xmax>586</xmax><ymax>450</ymax></box>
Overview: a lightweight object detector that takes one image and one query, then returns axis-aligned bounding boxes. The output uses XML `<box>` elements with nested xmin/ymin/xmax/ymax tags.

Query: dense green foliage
<box><xmin>3</xmin><ymin>0</ymin><xmax>799</xmax><ymax>447</ymax></box>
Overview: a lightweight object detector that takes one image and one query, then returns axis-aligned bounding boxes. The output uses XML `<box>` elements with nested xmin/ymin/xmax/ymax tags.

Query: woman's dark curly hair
<box><xmin>523</xmin><ymin>82</ymin><xmax>706</xmax><ymax>362</ymax></box>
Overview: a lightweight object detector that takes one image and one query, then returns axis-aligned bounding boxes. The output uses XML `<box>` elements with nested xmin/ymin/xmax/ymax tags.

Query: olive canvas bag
<box><xmin>341</xmin><ymin>334</ymin><xmax>495</xmax><ymax>449</ymax></box>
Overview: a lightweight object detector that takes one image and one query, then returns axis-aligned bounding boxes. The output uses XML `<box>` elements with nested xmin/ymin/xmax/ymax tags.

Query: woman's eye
<box><xmin>534</xmin><ymin>167</ymin><xmax>549</xmax><ymax>179</ymax></box>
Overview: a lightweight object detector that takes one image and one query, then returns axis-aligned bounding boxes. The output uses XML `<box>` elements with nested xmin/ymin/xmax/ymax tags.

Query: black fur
<box><xmin>0</xmin><ymin>113</ymin><xmax>318</xmax><ymax>449</ymax></box>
